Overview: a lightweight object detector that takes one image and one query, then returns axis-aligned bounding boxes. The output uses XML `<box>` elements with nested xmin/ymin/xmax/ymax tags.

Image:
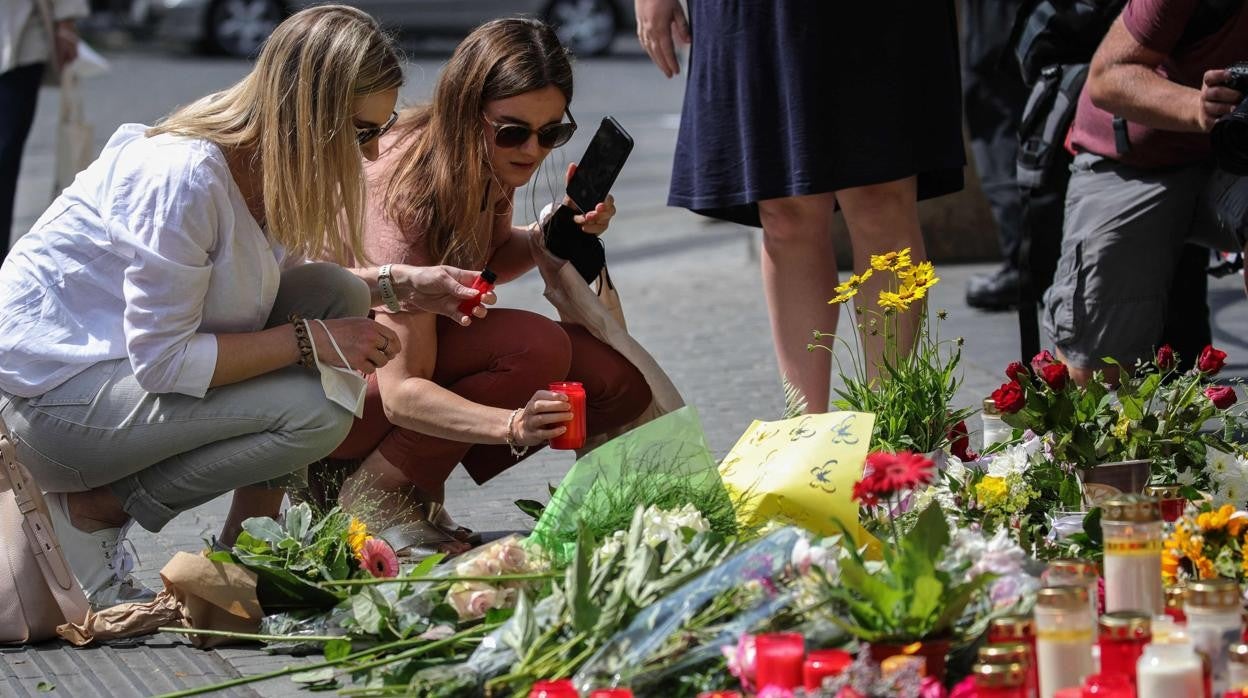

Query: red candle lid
<box><xmin>530</xmin><ymin>679</ymin><xmax>579</xmax><ymax>698</ymax></box>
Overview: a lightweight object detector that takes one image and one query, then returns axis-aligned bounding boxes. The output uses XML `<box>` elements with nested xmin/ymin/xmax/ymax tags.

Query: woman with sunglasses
<box><xmin>325</xmin><ymin>18</ymin><xmax>652</xmax><ymax>553</ymax></box>
<box><xmin>0</xmin><ymin>6</ymin><xmax>485</xmax><ymax>609</ymax></box>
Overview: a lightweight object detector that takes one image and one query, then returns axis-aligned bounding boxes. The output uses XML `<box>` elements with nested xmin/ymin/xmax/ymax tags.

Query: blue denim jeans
<box><xmin>0</xmin><ymin>263</ymin><xmax>369</xmax><ymax>531</ymax></box>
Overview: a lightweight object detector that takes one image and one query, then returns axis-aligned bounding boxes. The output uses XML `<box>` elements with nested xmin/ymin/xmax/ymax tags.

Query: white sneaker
<box><xmin>45</xmin><ymin>492</ymin><xmax>157</xmax><ymax>609</ymax></box>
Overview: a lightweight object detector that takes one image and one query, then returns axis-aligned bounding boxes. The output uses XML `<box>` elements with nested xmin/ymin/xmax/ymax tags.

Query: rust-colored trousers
<box><xmin>330</xmin><ymin>309</ymin><xmax>652</xmax><ymax>490</ymax></box>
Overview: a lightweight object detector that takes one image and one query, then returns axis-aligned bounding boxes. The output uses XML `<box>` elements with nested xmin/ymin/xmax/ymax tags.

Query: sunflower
<box><xmin>869</xmin><ymin>248</ymin><xmax>912</xmax><ymax>272</ymax></box>
<box><xmin>830</xmin><ymin>269</ymin><xmax>874</xmax><ymax>305</ymax></box>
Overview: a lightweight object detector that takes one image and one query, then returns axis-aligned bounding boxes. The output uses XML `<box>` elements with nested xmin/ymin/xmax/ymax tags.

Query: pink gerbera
<box><xmin>358</xmin><ymin>537</ymin><xmax>399</xmax><ymax>578</ymax></box>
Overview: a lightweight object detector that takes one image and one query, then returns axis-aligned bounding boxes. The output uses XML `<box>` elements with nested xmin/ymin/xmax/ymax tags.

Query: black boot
<box><xmin>966</xmin><ymin>264</ymin><xmax>1021</xmax><ymax>311</ymax></box>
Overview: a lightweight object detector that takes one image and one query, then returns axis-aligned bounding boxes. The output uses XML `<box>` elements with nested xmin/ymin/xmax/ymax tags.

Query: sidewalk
<box><xmin>4</xmin><ymin>59</ymin><xmax>1248</xmax><ymax>698</ymax></box>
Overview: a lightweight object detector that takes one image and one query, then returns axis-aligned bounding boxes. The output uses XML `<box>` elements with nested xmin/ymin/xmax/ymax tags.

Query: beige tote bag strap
<box><xmin>0</xmin><ymin>422</ymin><xmax>89</xmax><ymax>623</ymax></box>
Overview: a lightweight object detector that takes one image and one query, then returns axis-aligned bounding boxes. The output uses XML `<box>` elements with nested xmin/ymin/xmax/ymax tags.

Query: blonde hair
<box><xmin>384</xmin><ymin>18</ymin><xmax>572</xmax><ymax>268</ymax></box>
<box><xmin>149</xmin><ymin>5</ymin><xmax>403</xmax><ymax>264</ymax></box>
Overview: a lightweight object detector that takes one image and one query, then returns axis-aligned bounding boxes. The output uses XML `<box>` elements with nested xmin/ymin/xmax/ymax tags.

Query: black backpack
<box><xmin>1009</xmin><ymin>0</ymin><xmax>1244</xmax><ymax>360</ymax></box>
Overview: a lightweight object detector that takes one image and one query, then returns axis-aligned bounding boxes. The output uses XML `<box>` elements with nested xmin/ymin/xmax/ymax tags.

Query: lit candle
<box><xmin>754</xmin><ymin>633</ymin><xmax>805</xmax><ymax>690</ymax></box>
<box><xmin>1101</xmin><ymin>496</ymin><xmax>1163</xmax><ymax>616</ymax></box>
<box><xmin>1035</xmin><ymin>585</ymin><xmax>1095</xmax><ymax>698</ymax></box>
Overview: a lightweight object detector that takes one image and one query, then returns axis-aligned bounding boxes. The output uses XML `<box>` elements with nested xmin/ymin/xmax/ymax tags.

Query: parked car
<box><xmin>134</xmin><ymin>0</ymin><xmax>634</xmax><ymax>58</ymax></box>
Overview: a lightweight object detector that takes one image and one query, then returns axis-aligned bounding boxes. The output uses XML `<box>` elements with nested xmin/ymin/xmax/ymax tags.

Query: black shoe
<box><xmin>966</xmin><ymin>266</ymin><xmax>1021</xmax><ymax>311</ymax></box>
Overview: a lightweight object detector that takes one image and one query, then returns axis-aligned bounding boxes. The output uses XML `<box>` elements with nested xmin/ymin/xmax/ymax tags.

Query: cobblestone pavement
<box><xmin>4</xmin><ymin>43</ymin><xmax>1248</xmax><ymax>698</ymax></box>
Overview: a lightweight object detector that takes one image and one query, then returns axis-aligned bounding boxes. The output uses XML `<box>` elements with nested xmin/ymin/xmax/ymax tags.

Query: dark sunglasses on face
<box><xmin>356</xmin><ymin>111</ymin><xmax>399</xmax><ymax>145</ymax></box>
<box><xmin>484</xmin><ymin>110</ymin><xmax>578</xmax><ymax>149</ymax></box>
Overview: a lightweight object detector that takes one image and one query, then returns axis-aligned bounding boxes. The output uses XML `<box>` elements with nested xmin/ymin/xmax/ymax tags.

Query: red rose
<box><xmin>1205</xmin><ymin>385</ymin><xmax>1237</xmax><ymax>409</ymax></box>
<box><xmin>947</xmin><ymin>420</ymin><xmax>977</xmax><ymax>462</ymax></box>
<box><xmin>1030</xmin><ymin>349</ymin><xmax>1059</xmax><ymax>374</ymax></box>
<box><xmin>1198</xmin><ymin>345</ymin><xmax>1228</xmax><ymax>375</ymax></box>
<box><xmin>991</xmin><ymin>381</ymin><xmax>1026</xmax><ymax>414</ymax></box>
<box><xmin>1040</xmin><ymin>362</ymin><xmax>1069</xmax><ymax>391</ymax></box>
<box><xmin>1005</xmin><ymin>361</ymin><xmax>1028</xmax><ymax>383</ymax></box>
<box><xmin>1156</xmin><ymin>345</ymin><xmax>1176</xmax><ymax>371</ymax></box>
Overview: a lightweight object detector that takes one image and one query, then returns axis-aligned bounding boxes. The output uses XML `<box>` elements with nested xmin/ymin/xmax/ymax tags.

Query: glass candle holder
<box><xmin>803</xmin><ymin>649</ymin><xmax>853</xmax><ymax>691</ymax></box>
<box><xmin>696</xmin><ymin>693</ymin><xmax>742</xmax><ymax>698</ymax></box>
<box><xmin>588</xmin><ymin>690</ymin><xmax>632</xmax><ymax>698</ymax></box>
<box><xmin>1186</xmin><ymin>578</ymin><xmax>1244</xmax><ymax>694</ymax></box>
<box><xmin>982</xmin><ymin>398</ymin><xmax>1011</xmax><ymax>449</ymax></box>
<box><xmin>978</xmin><ymin>643</ymin><xmax>1036</xmax><ymax>698</ymax></box>
<box><xmin>548</xmin><ymin>381</ymin><xmax>586</xmax><ymax>450</ymax></box>
<box><xmin>1043</xmin><ymin>558</ymin><xmax>1100</xmax><ymax>620</ymax></box>
<box><xmin>1136</xmin><ymin>641</ymin><xmax>1203</xmax><ymax>698</ymax></box>
<box><xmin>1035</xmin><ymin>585</ymin><xmax>1095</xmax><ymax>698</ymax></box>
<box><xmin>973</xmin><ymin>661</ymin><xmax>1029</xmax><ymax>698</ymax></box>
<box><xmin>1097</xmin><ymin>612</ymin><xmax>1151</xmax><ymax>686</ymax></box>
<box><xmin>529</xmin><ymin>679</ymin><xmax>579</xmax><ymax>698</ymax></box>
<box><xmin>1101</xmin><ymin>495</ymin><xmax>1163</xmax><ymax>616</ymax></box>
<box><xmin>1143</xmin><ymin>484</ymin><xmax>1185</xmax><ymax>523</ymax></box>
<box><xmin>1230</xmin><ymin>643</ymin><xmax>1248</xmax><ymax>691</ymax></box>
<box><xmin>1082</xmin><ymin>671</ymin><xmax>1134</xmax><ymax>697</ymax></box>
<box><xmin>754</xmin><ymin>632</ymin><xmax>805</xmax><ymax>690</ymax></box>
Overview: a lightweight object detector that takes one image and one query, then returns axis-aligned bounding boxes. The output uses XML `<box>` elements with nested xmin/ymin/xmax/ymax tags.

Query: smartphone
<box><xmin>565</xmin><ymin>116</ymin><xmax>634</xmax><ymax>213</ymax></box>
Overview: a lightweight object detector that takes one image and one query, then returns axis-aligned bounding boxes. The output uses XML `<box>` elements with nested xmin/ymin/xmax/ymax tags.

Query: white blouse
<box><xmin>0</xmin><ymin>124</ymin><xmax>289</xmax><ymax>398</ymax></box>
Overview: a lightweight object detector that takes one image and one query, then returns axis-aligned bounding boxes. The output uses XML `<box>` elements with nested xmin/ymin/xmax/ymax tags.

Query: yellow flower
<box><xmin>1162</xmin><ymin>549</ymin><xmax>1180</xmax><ymax>583</ymax></box>
<box><xmin>975</xmin><ymin>476</ymin><xmax>1009</xmax><ymax>509</ymax></box>
<box><xmin>878</xmin><ymin>285</ymin><xmax>923</xmax><ymax>312</ymax></box>
<box><xmin>1198</xmin><ymin>505</ymin><xmax>1235</xmax><ymax>532</ymax></box>
<box><xmin>830</xmin><ymin>269</ymin><xmax>874</xmax><ymax>305</ymax></box>
<box><xmin>1112</xmin><ymin>414</ymin><xmax>1131</xmax><ymax>442</ymax></box>
<box><xmin>347</xmin><ymin>517</ymin><xmax>369</xmax><ymax>556</ymax></box>
<box><xmin>870</xmin><ymin>248</ymin><xmax>912</xmax><ymax>272</ymax></box>
<box><xmin>898</xmin><ymin>261</ymin><xmax>939</xmax><ymax>292</ymax></box>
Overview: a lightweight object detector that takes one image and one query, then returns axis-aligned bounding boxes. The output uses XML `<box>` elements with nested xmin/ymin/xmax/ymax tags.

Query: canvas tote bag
<box><xmin>0</xmin><ymin>418</ymin><xmax>89</xmax><ymax>643</ymax></box>
<box><xmin>528</xmin><ymin>234</ymin><xmax>685</xmax><ymax>453</ymax></box>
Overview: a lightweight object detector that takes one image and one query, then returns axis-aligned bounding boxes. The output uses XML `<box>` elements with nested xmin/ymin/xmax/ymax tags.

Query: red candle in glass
<box><xmin>988</xmin><ymin>615</ymin><xmax>1038</xmax><ymax>696</ymax></box>
<box><xmin>588</xmin><ymin>690</ymin><xmax>632</xmax><ymax>698</ymax></box>
<box><xmin>803</xmin><ymin>649</ymin><xmax>853</xmax><ymax>690</ymax></box>
<box><xmin>1082</xmin><ymin>672</ymin><xmax>1134</xmax><ymax>697</ymax></box>
<box><xmin>973</xmin><ymin>662</ymin><xmax>1029</xmax><ymax>698</ymax></box>
<box><xmin>1144</xmin><ymin>485</ymin><xmax>1185</xmax><ymax>523</ymax></box>
<box><xmin>754</xmin><ymin>633</ymin><xmax>805</xmax><ymax>690</ymax></box>
<box><xmin>529</xmin><ymin>679</ymin><xmax>579</xmax><ymax>698</ymax></box>
<box><xmin>457</xmin><ymin>268</ymin><xmax>497</xmax><ymax>316</ymax></box>
<box><xmin>548</xmin><ymin>381</ymin><xmax>586</xmax><ymax>450</ymax></box>
<box><xmin>1097</xmin><ymin>612</ymin><xmax>1150</xmax><ymax>686</ymax></box>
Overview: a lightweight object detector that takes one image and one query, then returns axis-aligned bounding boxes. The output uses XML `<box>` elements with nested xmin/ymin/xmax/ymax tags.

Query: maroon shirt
<box><xmin>1068</xmin><ymin>0</ymin><xmax>1248</xmax><ymax>168</ymax></box>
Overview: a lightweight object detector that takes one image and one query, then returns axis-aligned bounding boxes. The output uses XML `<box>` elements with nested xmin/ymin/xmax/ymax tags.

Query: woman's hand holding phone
<box><xmin>563</xmin><ymin>162</ymin><xmax>616</xmax><ymax>235</ymax></box>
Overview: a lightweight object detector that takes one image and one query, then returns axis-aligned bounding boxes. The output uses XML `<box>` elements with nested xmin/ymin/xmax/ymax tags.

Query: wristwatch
<box><xmin>378</xmin><ymin>264</ymin><xmax>401</xmax><ymax>313</ymax></box>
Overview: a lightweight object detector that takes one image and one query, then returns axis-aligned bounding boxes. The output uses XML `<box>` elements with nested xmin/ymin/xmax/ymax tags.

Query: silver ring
<box><xmin>378</xmin><ymin>336</ymin><xmax>390</xmax><ymax>353</ymax></box>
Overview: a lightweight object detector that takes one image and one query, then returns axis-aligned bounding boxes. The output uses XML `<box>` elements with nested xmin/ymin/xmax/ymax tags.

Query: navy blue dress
<box><xmin>669</xmin><ymin>1</ymin><xmax>966</xmax><ymax>227</ymax></box>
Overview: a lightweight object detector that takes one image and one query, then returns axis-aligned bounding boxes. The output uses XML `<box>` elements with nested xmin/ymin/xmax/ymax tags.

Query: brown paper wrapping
<box><xmin>57</xmin><ymin>551</ymin><xmax>264</xmax><ymax>648</ymax></box>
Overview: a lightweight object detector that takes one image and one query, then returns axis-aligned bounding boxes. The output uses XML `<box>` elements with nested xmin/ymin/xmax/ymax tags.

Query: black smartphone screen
<box><xmin>566</xmin><ymin>117</ymin><xmax>634</xmax><ymax>213</ymax></box>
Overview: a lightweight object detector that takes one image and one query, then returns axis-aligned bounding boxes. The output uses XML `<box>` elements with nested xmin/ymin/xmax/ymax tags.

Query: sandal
<box><xmin>377</xmin><ymin>518</ymin><xmax>469</xmax><ymax>560</ymax></box>
<box><xmin>427</xmin><ymin>502</ymin><xmax>483</xmax><ymax>546</ymax></box>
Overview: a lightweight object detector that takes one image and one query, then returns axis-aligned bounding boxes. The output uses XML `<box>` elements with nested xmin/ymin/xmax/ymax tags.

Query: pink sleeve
<box><xmin>1122</xmin><ymin>0</ymin><xmax>1200</xmax><ymax>54</ymax></box>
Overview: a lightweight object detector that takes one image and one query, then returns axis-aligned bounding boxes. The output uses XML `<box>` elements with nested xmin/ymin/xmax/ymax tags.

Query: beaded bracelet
<box><xmin>506</xmin><ymin>407</ymin><xmax>528</xmax><ymax>458</ymax></box>
<box><xmin>289</xmin><ymin>313</ymin><xmax>315</xmax><ymax>370</ymax></box>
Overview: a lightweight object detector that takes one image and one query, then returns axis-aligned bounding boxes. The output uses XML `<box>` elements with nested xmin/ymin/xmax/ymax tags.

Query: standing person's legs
<box><xmin>0</xmin><ymin>64</ymin><xmax>45</xmax><ymax>253</ymax></box>
<box><xmin>757</xmin><ymin>193</ymin><xmax>839</xmax><ymax>413</ymax></box>
<box><xmin>836</xmin><ymin>177</ymin><xmax>928</xmax><ymax>368</ymax></box>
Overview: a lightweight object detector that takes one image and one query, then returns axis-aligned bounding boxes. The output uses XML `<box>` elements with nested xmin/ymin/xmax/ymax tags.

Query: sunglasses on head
<box><xmin>484</xmin><ymin>110</ymin><xmax>577</xmax><ymax>149</ymax></box>
<box><xmin>356</xmin><ymin>111</ymin><xmax>399</xmax><ymax>145</ymax></box>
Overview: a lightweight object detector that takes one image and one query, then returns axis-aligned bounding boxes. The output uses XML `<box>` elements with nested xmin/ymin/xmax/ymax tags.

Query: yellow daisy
<box><xmin>869</xmin><ymin>248</ymin><xmax>912</xmax><ymax>272</ymax></box>
<box><xmin>878</xmin><ymin>285</ymin><xmax>922</xmax><ymax>312</ymax></box>
<box><xmin>899</xmin><ymin>261</ymin><xmax>939</xmax><ymax>292</ymax></box>
<box><xmin>347</xmin><ymin>517</ymin><xmax>369</xmax><ymax>556</ymax></box>
<box><xmin>829</xmin><ymin>269</ymin><xmax>874</xmax><ymax>305</ymax></box>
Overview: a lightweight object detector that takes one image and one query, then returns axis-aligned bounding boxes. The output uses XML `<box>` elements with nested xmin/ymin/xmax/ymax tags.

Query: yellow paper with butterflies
<box><xmin>719</xmin><ymin>411</ymin><xmax>876</xmax><ymax>542</ymax></box>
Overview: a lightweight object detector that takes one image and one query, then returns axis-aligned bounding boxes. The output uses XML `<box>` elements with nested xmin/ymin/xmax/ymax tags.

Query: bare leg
<box><xmin>218</xmin><ymin>486</ymin><xmax>286</xmax><ymax>547</ymax></box>
<box><xmin>757</xmin><ymin>193</ymin><xmax>840</xmax><ymax>413</ymax></box>
<box><xmin>340</xmin><ymin>450</ymin><xmax>469</xmax><ymax>554</ymax></box>
<box><xmin>65</xmin><ymin>487</ymin><xmax>129</xmax><ymax>533</ymax></box>
<box><xmin>836</xmin><ymin>177</ymin><xmax>927</xmax><ymax>374</ymax></box>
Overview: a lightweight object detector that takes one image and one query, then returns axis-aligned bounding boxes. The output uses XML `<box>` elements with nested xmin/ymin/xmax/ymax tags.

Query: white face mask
<box><xmin>307</xmin><ymin>319</ymin><xmax>367</xmax><ymax>418</ymax></box>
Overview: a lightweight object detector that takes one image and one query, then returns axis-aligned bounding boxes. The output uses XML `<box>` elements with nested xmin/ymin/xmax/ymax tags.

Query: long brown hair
<box><xmin>150</xmin><ymin>5</ymin><xmax>403</xmax><ymax>265</ymax></box>
<box><xmin>384</xmin><ymin>18</ymin><xmax>573</xmax><ymax>268</ymax></box>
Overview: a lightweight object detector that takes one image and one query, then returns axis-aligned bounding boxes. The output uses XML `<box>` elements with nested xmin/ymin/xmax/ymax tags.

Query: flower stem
<box><xmin>319</xmin><ymin>572</ymin><xmax>558</xmax><ymax>588</ymax></box>
<box><xmin>157</xmin><ymin>627</ymin><xmax>342</xmax><ymax>643</ymax></box>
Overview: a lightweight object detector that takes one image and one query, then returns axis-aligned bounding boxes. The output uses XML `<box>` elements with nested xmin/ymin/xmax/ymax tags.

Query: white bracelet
<box><xmin>377</xmin><ymin>264</ymin><xmax>401</xmax><ymax>313</ymax></box>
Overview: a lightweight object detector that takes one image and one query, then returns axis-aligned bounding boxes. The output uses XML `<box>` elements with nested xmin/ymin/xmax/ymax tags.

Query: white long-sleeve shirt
<box><xmin>0</xmin><ymin>0</ymin><xmax>89</xmax><ymax>75</ymax></box>
<box><xmin>0</xmin><ymin>124</ymin><xmax>291</xmax><ymax>398</ymax></box>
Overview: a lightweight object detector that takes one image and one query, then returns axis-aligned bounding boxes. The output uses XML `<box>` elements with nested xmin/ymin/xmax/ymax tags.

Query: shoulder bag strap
<box><xmin>0</xmin><ymin>422</ymin><xmax>89</xmax><ymax>623</ymax></box>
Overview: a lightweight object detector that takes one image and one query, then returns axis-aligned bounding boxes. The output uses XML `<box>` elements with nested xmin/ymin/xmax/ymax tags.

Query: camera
<box><xmin>1212</xmin><ymin>62</ymin><xmax>1248</xmax><ymax>175</ymax></box>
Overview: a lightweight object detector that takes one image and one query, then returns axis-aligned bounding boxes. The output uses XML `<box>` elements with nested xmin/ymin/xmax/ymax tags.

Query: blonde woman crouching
<box><xmin>0</xmin><ymin>6</ymin><xmax>485</xmax><ymax>609</ymax></box>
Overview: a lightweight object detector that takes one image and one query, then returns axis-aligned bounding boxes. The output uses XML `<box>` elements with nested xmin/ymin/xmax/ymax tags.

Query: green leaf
<box><xmin>323</xmin><ymin>638</ymin><xmax>351</xmax><ymax>662</ymax></box>
<box><xmin>514</xmin><ymin>499</ymin><xmax>546</xmax><ymax>521</ymax></box>
<box><xmin>907</xmin><ymin>574</ymin><xmax>944</xmax><ymax>625</ymax></box>
<box><xmin>291</xmin><ymin>667</ymin><xmax>337</xmax><ymax>685</ymax></box>
<box><xmin>285</xmin><ymin>503</ymin><xmax>312</xmax><ymax>542</ymax></box>
<box><xmin>905</xmin><ymin>504</ymin><xmax>950</xmax><ymax>567</ymax></box>
<box><xmin>408</xmin><ymin>552</ymin><xmax>445</xmax><ymax>579</ymax></box>
<box><xmin>569</xmin><ymin>523</ymin><xmax>600</xmax><ymax>633</ymax></box>
<box><xmin>930</xmin><ymin>573</ymin><xmax>996</xmax><ymax>635</ymax></box>
<box><xmin>501</xmin><ymin>590</ymin><xmax>536</xmax><ymax>657</ymax></box>
<box><xmin>36</xmin><ymin>682</ymin><xmax>54</xmax><ymax>692</ymax></box>
<box><xmin>484</xmin><ymin>607</ymin><xmax>515</xmax><ymax>625</ymax></box>
<box><xmin>241</xmin><ymin>516</ymin><xmax>288</xmax><ymax>545</ymax></box>
<box><xmin>1083</xmin><ymin>508</ymin><xmax>1103</xmax><ymax>547</ymax></box>
<box><xmin>351</xmin><ymin>592</ymin><xmax>383</xmax><ymax>635</ymax></box>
